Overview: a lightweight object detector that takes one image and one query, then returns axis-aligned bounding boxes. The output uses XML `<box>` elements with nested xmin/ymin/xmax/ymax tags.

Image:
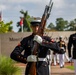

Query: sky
<box><xmin>0</xmin><ymin>0</ymin><xmax>76</xmax><ymax>32</ymax></box>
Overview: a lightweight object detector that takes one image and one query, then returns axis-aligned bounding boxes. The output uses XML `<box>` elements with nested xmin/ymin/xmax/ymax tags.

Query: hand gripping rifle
<box><xmin>28</xmin><ymin>0</ymin><xmax>53</xmax><ymax>75</ymax></box>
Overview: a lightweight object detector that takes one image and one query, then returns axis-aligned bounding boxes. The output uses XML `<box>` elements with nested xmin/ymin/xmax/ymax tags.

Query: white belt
<box><xmin>38</xmin><ymin>58</ymin><xmax>47</xmax><ymax>61</ymax></box>
<box><xmin>27</xmin><ymin>55</ymin><xmax>47</xmax><ymax>62</ymax></box>
<box><xmin>60</xmin><ymin>47</ymin><xmax>64</xmax><ymax>50</ymax></box>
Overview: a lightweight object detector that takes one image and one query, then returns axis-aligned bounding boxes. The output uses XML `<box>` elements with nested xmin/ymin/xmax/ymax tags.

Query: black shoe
<box><xmin>60</xmin><ymin>65</ymin><xmax>64</xmax><ymax>68</ymax></box>
<box><xmin>68</xmin><ymin>61</ymin><xmax>71</xmax><ymax>63</ymax></box>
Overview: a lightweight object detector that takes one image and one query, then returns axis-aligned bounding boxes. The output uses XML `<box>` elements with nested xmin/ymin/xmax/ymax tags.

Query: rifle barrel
<box><xmin>49</xmin><ymin>2</ymin><xmax>53</xmax><ymax>13</ymax></box>
<box><xmin>49</xmin><ymin>0</ymin><xmax>52</xmax><ymax>6</ymax></box>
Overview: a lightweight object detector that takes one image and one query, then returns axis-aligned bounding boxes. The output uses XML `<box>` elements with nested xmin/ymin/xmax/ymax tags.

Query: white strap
<box><xmin>27</xmin><ymin>55</ymin><xmax>47</xmax><ymax>62</ymax></box>
<box><xmin>60</xmin><ymin>47</ymin><xmax>64</xmax><ymax>49</ymax></box>
<box><xmin>38</xmin><ymin>58</ymin><xmax>47</xmax><ymax>61</ymax></box>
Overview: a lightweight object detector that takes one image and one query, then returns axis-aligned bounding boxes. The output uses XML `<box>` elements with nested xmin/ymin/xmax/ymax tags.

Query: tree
<box><xmin>68</xmin><ymin>20</ymin><xmax>76</xmax><ymax>31</ymax></box>
<box><xmin>73</xmin><ymin>18</ymin><xmax>76</xmax><ymax>31</ymax></box>
<box><xmin>17</xmin><ymin>10</ymin><xmax>32</xmax><ymax>32</ymax></box>
<box><xmin>0</xmin><ymin>21</ymin><xmax>13</xmax><ymax>33</ymax></box>
<box><xmin>47</xmin><ymin>23</ymin><xmax>55</xmax><ymax>30</ymax></box>
<box><xmin>65</xmin><ymin>18</ymin><xmax>76</xmax><ymax>31</ymax></box>
<box><xmin>55</xmin><ymin>18</ymin><xmax>68</xmax><ymax>31</ymax></box>
<box><xmin>47</xmin><ymin>18</ymin><xmax>76</xmax><ymax>31</ymax></box>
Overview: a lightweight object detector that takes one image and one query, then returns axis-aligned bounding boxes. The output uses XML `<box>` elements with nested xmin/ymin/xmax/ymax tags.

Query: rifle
<box><xmin>28</xmin><ymin>0</ymin><xmax>53</xmax><ymax>75</ymax></box>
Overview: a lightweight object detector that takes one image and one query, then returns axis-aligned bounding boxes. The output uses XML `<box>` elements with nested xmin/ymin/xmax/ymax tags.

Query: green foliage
<box><xmin>55</xmin><ymin>18</ymin><xmax>68</xmax><ymax>31</ymax></box>
<box><xmin>67</xmin><ymin>19</ymin><xmax>76</xmax><ymax>31</ymax></box>
<box><xmin>66</xmin><ymin>66</ymin><xmax>74</xmax><ymax>70</ymax></box>
<box><xmin>0</xmin><ymin>56</ymin><xmax>21</xmax><ymax>75</ymax></box>
<box><xmin>16</xmin><ymin>9</ymin><xmax>76</xmax><ymax>31</ymax></box>
<box><xmin>47</xmin><ymin>23</ymin><xmax>55</xmax><ymax>30</ymax></box>
<box><xmin>0</xmin><ymin>21</ymin><xmax>13</xmax><ymax>33</ymax></box>
<box><xmin>47</xmin><ymin>18</ymin><xmax>76</xmax><ymax>31</ymax></box>
<box><xmin>17</xmin><ymin>10</ymin><xmax>32</xmax><ymax>32</ymax></box>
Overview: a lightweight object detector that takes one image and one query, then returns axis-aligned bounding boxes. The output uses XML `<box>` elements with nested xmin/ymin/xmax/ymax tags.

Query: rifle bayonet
<box><xmin>46</xmin><ymin>0</ymin><xmax>53</xmax><ymax>19</ymax></box>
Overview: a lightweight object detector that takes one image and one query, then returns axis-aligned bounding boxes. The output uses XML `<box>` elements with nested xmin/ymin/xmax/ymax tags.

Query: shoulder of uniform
<box><xmin>20</xmin><ymin>34</ymin><xmax>33</xmax><ymax>43</ymax></box>
<box><xmin>70</xmin><ymin>33</ymin><xmax>76</xmax><ymax>36</ymax></box>
<box><xmin>23</xmin><ymin>34</ymin><xmax>34</xmax><ymax>39</ymax></box>
<box><xmin>69</xmin><ymin>33</ymin><xmax>75</xmax><ymax>39</ymax></box>
<box><xmin>42</xmin><ymin>36</ymin><xmax>51</xmax><ymax>42</ymax></box>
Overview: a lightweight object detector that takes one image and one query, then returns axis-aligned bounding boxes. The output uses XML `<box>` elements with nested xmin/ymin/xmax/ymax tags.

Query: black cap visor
<box><xmin>31</xmin><ymin>22</ymin><xmax>41</xmax><ymax>26</ymax></box>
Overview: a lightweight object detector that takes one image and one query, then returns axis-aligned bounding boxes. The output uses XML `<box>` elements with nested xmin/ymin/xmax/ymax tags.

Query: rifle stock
<box><xmin>28</xmin><ymin>62</ymin><xmax>36</xmax><ymax>75</ymax></box>
<box><xmin>28</xmin><ymin>0</ymin><xmax>53</xmax><ymax>75</ymax></box>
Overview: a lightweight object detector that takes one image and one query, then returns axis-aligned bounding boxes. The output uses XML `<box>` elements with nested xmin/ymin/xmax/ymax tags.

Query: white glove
<box><xmin>27</xmin><ymin>55</ymin><xmax>37</xmax><ymax>62</ymax></box>
<box><xmin>33</xmin><ymin>35</ymin><xmax>42</xmax><ymax>44</ymax></box>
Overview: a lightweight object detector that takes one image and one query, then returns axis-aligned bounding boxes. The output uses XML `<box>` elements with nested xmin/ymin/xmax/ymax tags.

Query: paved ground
<box><xmin>51</xmin><ymin>65</ymin><xmax>74</xmax><ymax>75</ymax></box>
<box><xmin>16</xmin><ymin>63</ymin><xmax>75</xmax><ymax>75</ymax></box>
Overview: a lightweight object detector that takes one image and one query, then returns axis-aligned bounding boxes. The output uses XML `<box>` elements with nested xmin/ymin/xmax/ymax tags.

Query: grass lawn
<box><xmin>66</xmin><ymin>66</ymin><xmax>74</xmax><ymax>70</ymax></box>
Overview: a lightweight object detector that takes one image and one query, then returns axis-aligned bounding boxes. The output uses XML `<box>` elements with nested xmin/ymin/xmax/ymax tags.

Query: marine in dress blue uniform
<box><xmin>68</xmin><ymin>33</ymin><xmax>76</xmax><ymax>74</ymax></box>
<box><xmin>10</xmin><ymin>19</ymin><xmax>64</xmax><ymax>75</ymax></box>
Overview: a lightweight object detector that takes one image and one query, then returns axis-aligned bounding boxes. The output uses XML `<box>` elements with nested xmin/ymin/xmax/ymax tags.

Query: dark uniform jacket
<box><xmin>68</xmin><ymin>33</ymin><xmax>76</xmax><ymax>59</ymax></box>
<box><xmin>10</xmin><ymin>33</ymin><xmax>64</xmax><ymax>75</ymax></box>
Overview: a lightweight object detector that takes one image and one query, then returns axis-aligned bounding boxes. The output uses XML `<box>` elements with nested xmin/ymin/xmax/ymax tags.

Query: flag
<box><xmin>20</xmin><ymin>18</ymin><xmax>23</xmax><ymax>26</ymax></box>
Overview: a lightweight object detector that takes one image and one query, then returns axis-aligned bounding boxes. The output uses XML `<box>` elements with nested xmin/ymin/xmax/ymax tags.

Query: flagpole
<box><xmin>21</xmin><ymin>24</ymin><xmax>23</xmax><ymax>32</ymax></box>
